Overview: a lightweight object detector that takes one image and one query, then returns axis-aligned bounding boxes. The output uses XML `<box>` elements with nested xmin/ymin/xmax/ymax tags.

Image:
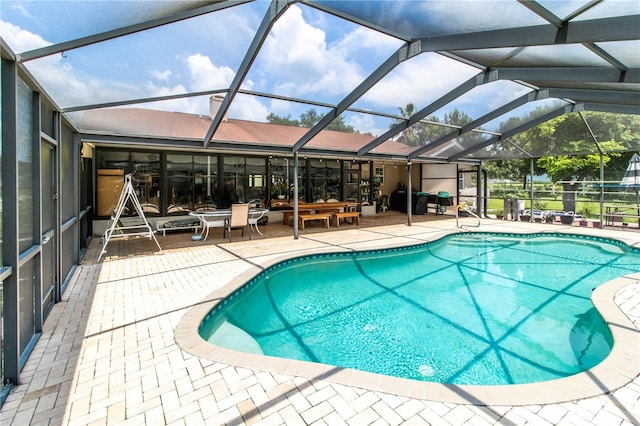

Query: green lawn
<box><xmin>486</xmin><ymin>198</ymin><xmax>603</xmax><ymax>218</ymax></box>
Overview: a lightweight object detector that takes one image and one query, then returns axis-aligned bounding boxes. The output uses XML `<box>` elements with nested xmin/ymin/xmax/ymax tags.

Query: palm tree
<box><xmin>392</xmin><ymin>103</ymin><xmax>425</xmax><ymax>147</ymax></box>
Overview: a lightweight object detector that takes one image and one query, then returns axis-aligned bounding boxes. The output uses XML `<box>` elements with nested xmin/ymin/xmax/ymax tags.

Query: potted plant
<box><xmin>272</xmin><ymin>179</ymin><xmax>289</xmax><ymax>200</ymax></box>
<box><xmin>560</xmin><ymin>212</ymin><xmax>575</xmax><ymax>225</ymax></box>
<box><xmin>579</xmin><ymin>204</ymin><xmax>593</xmax><ymax>227</ymax></box>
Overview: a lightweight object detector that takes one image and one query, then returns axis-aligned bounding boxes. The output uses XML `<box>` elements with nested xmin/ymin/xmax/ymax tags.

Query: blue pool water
<box><xmin>199</xmin><ymin>233</ymin><xmax>640</xmax><ymax>385</ymax></box>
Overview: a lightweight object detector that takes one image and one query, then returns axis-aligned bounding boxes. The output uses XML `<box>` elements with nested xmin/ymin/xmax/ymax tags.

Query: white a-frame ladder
<box><xmin>98</xmin><ymin>174</ymin><xmax>162</xmax><ymax>261</ymax></box>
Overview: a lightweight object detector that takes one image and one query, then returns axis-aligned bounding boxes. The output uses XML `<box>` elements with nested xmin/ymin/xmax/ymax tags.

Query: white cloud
<box><xmin>348</xmin><ymin>113</ymin><xmax>386</xmax><ymax>138</ymax></box>
<box><xmin>363</xmin><ymin>53</ymin><xmax>480</xmax><ymax>109</ymax></box>
<box><xmin>333</xmin><ymin>26</ymin><xmax>399</xmax><ymax>55</ymax></box>
<box><xmin>259</xmin><ymin>5</ymin><xmax>363</xmax><ymax>98</ymax></box>
<box><xmin>0</xmin><ymin>19</ymin><xmax>49</xmax><ymax>52</ymax></box>
<box><xmin>230</xmin><ymin>94</ymin><xmax>270</xmax><ymax>122</ymax></box>
<box><xmin>21</xmin><ymin>55</ymin><xmax>135</xmax><ymax>107</ymax></box>
<box><xmin>151</xmin><ymin>69</ymin><xmax>172</xmax><ymax>82</ymax></box>
<box><xmin>186</xmin><ymin>53</ymin><xmax>235</xmax><ymax>92</ymax></box>
<box><xmin>143</xmin><ymin>81</ymin><xmax>187</xmax><ymax>98</ymax></box>
<box><xmin>2</xmin><ymin>19</ymin><xmax>149</xmax><ymax>108</ymax></box>
<box><xmin>267</xmin><ymin>98</ymin><xmax>298</xmax><ymax>116</ymax></box>
<box><xmin>9</xmin><ymin>3</ymin><xmax>33</xmax><ymax>19</ymax></box>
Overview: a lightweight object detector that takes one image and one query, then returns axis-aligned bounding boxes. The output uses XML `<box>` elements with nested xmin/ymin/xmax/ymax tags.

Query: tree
<box><xmin>391</xmin><ymin>105</ymin><xmax>481</xmax><ymax>148</ymax></box>
<box><xmin>517</xmin><ymin>112</ymin><xmax>636</xmax><ymax>211</ymax></box>
<box><xmin>266</xmin><ymin>112</ymin><xmax>299</xmax><ymax>127</ymax></box>
<box><xmin>266</xmin><ymin>109</ymin><xmax>356</xmax><ymax>133</ymax></box>
<box><xmin>325</xmin><ymin>114</ymin><xmax>356</xmax><ymax>133</ymax></box>
<box><xmin>482</xmin><ymin>158</ymin><xmax>529</xmax><ymax>183</ymax></box>
<box><xmin>392</xmin><ymin>103</ymin><xmax>424</xmax><ymax>146</ymax></box>
<box><xmin>484</xmin><ymin>111</ymin><xmax>640</xmax><ymax>210</ymax></box>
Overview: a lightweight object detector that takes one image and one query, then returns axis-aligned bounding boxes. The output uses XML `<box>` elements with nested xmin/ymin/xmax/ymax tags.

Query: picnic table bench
<box><xmin>282</xmin><ymin>209</ymin><xmax>313</xmax><ymax>225</ymax></box>
<box><xmin>299</xmin><ymin>213</ymin><xmax>331</xmax><ymax>230</ymax></box>
<box><xmin>278</xmin><ymin>202</ymin><xmax>358</xmax><ymax>225</ymax></box>
<box><xmin>331</xmin><ymin>211</ymin><xmax>361</xmax><ymax>227</ymax></box>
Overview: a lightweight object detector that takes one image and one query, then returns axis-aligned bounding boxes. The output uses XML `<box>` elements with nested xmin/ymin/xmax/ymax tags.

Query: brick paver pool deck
<box><xmin>1</xmin><ymin>215</ymin><xmax>639</xmax><ymax>425</ymax></box>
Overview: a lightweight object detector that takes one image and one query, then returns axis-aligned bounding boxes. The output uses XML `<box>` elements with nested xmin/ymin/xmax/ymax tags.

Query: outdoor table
<box><xmin>189</xmin><ymin>208</ymin><xmax>268</xmax><ymax>240</ymax></box>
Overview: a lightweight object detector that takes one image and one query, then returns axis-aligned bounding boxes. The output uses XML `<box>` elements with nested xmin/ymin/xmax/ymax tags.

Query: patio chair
<box><xmin>224</xmin><ymin>203</ymin><xmax>251</xmax><ymax>242</ymax></box>
<box><xmin>541</xmin><ymin>211</ymin><xmax>555</xmax><ymax>223</ymax></box>
<box><xmin>248</xmin><ymin>208</ymin><xmax>268</xmax><ymax>235</ymax></box>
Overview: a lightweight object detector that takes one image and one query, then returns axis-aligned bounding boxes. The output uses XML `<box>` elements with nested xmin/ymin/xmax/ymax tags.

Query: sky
<box><xmin>0</xmin><ymin>0</ymin><xmax>578</xmax><ymax>137</ymax></box>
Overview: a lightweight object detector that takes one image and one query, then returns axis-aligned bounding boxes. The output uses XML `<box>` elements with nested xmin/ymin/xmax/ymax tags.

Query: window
<box><xmin>193</xmin><ymin>155</ymin><xmax>218</xmax><ymax>209</ymax></box>
<box><xmin>97</xmin><ymin>150</ymin><xmax>161</xmax><ymax>216</ymax></box>
<box><xmin>167</xmin><ymin>154</ymin><xmax>193</xmax><ymax>214</ymax></box>
<box><xmin>223</xmin><ymin>156</ymin><xmax>266</xmax><ymax>208</ymax></box>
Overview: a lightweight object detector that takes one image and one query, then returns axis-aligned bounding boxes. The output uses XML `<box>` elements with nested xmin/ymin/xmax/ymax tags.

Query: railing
<box><xmin>482</xmin><ymin>180</ymin><xmax>640</xmax><ymax>226</ymax></box>
<box><xmin>456</xmin><ymin>204</ymin><xmax>481</xmax><ymax>229</ymax></box>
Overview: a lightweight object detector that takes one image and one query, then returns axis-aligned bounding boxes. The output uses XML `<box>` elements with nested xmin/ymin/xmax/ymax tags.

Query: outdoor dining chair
<box><xmin>224</xmin><ymin>203</ymin><xmax>251</xmax><ymax>242</ymax></box>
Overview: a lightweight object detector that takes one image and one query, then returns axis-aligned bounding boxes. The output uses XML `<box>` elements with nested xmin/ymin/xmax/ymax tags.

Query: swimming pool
<box><xmin>196</xmin><ymin>232</ymin><xmax>640</xmax><ymax>387</ymax></box>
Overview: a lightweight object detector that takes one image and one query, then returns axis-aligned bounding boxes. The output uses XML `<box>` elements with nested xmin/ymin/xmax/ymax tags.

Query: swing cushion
<box><xmin>162</xmin><ymin>218</ymin><xmax>200</xmax><ymax>228</ymax></box>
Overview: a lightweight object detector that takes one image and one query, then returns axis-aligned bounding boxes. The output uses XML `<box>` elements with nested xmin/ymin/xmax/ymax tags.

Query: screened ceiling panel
<box><xmin>497</xmin><ymin>44</ymin><xmax>617</xmax><ymax>67</ymax></box>
<box><xmin>1</xmin><ymin>1</ymin><xmax>225</xmax><ymax>47</ymax></box>
<box><xmin>434</xmin><ymin>137</ymin><xmax>498</xmax><ymax>160</ymax></box>
<box><xmin>16</xmin><ymin>1</ymin><xmax>263</xmax><ymax>112</ymax></box>
<box><xmin>424</xmin><ymin>81</ymin><xmax>532</xmax><ymax>124</ymax></box>
<box><xmin>70</xmin><ymin>95</ymin><xmax>216</xmax><ymax>140</ymax></box>
<box><xmin>1</xmin><ymin>0</ymin><xmax>638</xmax><ymax>163</ymax></box>
<box><xmin>537</xmin><ymin>0</ymin><xmax>589</xmax><ymax>19</ymax></box>
<box><xmin>573</xmin><ymin>0</ymin><xmax>640</xmax><ymax>20</ymax></box>
<box><xmin>460</xmin><ymin>139</ymin><xmax>530</xmax><ymax>161</ymax></box>
<box><xmin>437</xmin><ymin>131</ymin><xmax>498</xmax><ymax>159</ymax></box>
<box><xmin>448</xmin><ymin>48</ymin><xmax>520</xmax><ymax>69</ymax></box>
<box><xmin>370</xmin><ymin>122</ymin><xmax>455</xmax><ymax>156</ymax></box>
<box><xmin>350</xmin><ymin>53</ymin><xmax>481</xmax><ymax>117</ymax></box>
<box><xmin>231</xmin><ymin>92</ymin><xmax>334</xmax><ymax>125</ymax></box>
<box><xmin>481</xmin><ymin>99</ymin><xmax>571</xmax><ymax>134</ymax></box>
<box><xmin>345</xmin><ymin>111</ymin><xmax>401</xmax><ymax>140</ymax></box>
<box><xmin>310</xmin><ymin>0</ymin><xmax>548</xmax><ymax>39</ymax></box>
<box><xmin>245</xmin><ymin>3</ymin><xmax>402</xmax><ymax>107</ymax></box>
<box><xmin>529</xmin><ymin>81</ymin><xmax>640</xmax><ymax>92</ymax></box>
<box><xmin>594</xmin><ymin>41</ymin><xmax>640</xmax><ymax>67</ymax></box>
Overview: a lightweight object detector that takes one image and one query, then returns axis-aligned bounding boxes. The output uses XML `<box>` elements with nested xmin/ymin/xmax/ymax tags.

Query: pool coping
<box><xmin>175</xmin><ymin>234</ymin><xmax>640</xmax><ymax>406</ymax></box>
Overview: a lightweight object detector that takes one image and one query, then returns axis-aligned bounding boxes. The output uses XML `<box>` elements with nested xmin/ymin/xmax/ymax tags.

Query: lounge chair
<box><xmin>224</xmin><ymin>203</ymin><xmax>251</xmax><ymax>241</ymax></box>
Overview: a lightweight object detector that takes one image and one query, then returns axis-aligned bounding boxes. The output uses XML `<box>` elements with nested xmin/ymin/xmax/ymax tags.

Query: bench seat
<box><xmin>331</xmin><ymin>211</ymin><xmax>361</xmax><ymax>227</ymax></box>
<box><xmin>282</xmin><ymin>209</ymin><xmax>313</xmax><ymax>225</ymax></box>
<box><xmin>156</xmin><ymin>218</ymin><xmax>201</xmax><ymax>236</ymax></box>
<box><xmin>299</xmin><ymin>213</ymin><xmax>330</xmax><ymax>230</ymax></box>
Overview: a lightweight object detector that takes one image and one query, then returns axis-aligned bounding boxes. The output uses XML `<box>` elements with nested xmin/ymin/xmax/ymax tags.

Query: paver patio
<box><xmin>1</xmin><ymin>215</ymin><xmax>639</xmax><ymax>425</ymax></box>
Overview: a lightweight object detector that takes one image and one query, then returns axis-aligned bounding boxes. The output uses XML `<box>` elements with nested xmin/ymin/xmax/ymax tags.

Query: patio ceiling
<box><xmin>2</xmin><ymin>0</ymin><xmax>639</xmax><ymax>162</ymax></box>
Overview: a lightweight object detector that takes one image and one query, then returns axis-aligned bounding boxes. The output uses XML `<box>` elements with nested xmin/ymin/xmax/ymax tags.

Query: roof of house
<box><xmin>75</xmin><ymin>108</ymin><xmax>416</xmax><ymax>158</ymax></box>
